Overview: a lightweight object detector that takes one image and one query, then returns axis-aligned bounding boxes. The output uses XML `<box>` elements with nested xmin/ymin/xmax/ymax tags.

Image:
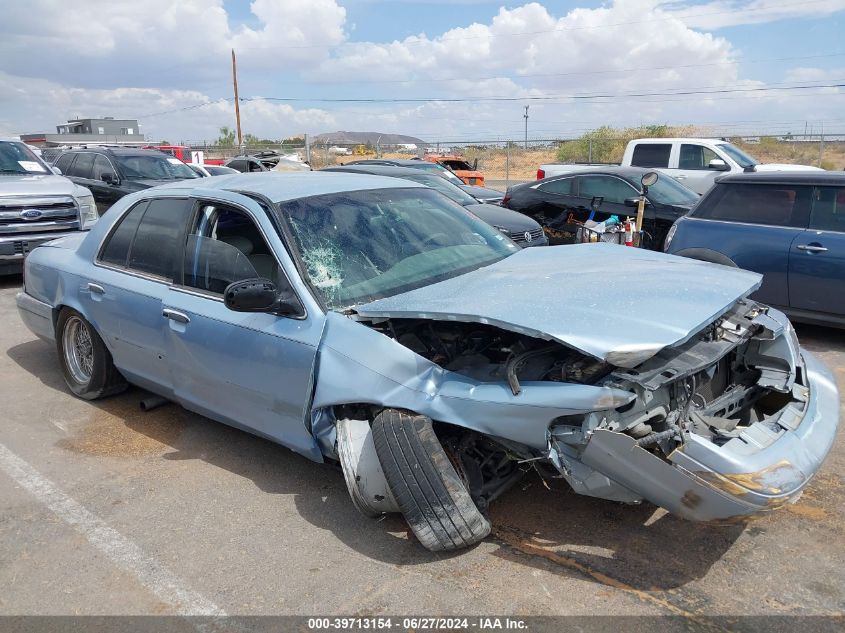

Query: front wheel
<box><xmin>371</xmin><ymin>409</ymin><xmax>491</xmax><ymax>552</ymax></box>
<box><xmin>56</xmin><ymin>308</ymin><xmax>126</xmax><ymax>400</ymax></box>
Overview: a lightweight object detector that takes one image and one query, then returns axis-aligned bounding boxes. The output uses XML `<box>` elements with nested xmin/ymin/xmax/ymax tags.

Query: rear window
<box><xmin>692</xmin><ymin>183</ymin><xmax>812</xmax><ymax>228</ymax></box>
<box><xmin>630</xmin><ymin>143</ymin><xmax>671</xmax><ymax>168</ymax></box>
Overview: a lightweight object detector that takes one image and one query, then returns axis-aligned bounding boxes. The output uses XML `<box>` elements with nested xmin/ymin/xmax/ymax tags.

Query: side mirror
<box><xmin>51</xmin><ymin>165</ymin><xmax>62</xmax><ymax>175</ymax></box>
<box><xmin>101</xmin><ymin>172</ymin><xmax>118</xmax><ymax>185</ymax></box>
<box><xmin>224</xmin><ymin>278</ymin><xmax>302</xmax><ymax>316</ymax></box>
<box><xmin>708</xmin><ymin>158</ymin><xmax>729</xmax><ymax>171</ymax></box>
<box><xmin>624</xmin><ymin>196</ymin><xmax>649</xmax><ymax>208</ymax></box>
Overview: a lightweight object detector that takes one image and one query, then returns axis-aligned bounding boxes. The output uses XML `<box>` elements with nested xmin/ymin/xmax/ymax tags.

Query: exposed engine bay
<box><xmin>358</xmin><ymin>299</ymin><xmax>805</xmax><ymax>507</ymax></box>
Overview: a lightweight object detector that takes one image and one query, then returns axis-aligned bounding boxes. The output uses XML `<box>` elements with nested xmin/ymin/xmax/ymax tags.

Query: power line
<box><xmin>249</xmin><ymin>81</ymin><xmax>845</xmax><ymax>104</ymax></box>
<box><xmin>293</xmin><ymin>52</ymin><xmax>845</xmax><ymax>85</ymax></box>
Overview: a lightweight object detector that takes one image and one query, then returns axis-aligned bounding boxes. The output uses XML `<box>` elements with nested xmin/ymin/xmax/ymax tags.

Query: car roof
<box><xmin>543</xmin><ymin>166</ymin><xmax>658</xmax><ymax>180</ymax></box>
<box><xmin>150</xmin><ymin>171</ymin><xmax>425</xmax><ymax>203</ymax></box>
<box><xmin>323</xmin><ymin>164</ymin><xmax>434</xmax><ymax>178</ymax></box>
<box><xmin>631</xmin><ymin>138</ymin><xmax>727</xmax><ymax>144</ymax></box>
<box><xmin>64</xmin><ymin>147</ymin><xmax>169</xmax><ymax>157</ymax></box>
<box><xmin>347</xmin><ymin>158</ymin><xmax>430</xmax><ymax>167</ymax></box>
<box><xmin>715</xmin><ymin>171</ymin><xmax>845</xmax><ymax>186</ymax></box>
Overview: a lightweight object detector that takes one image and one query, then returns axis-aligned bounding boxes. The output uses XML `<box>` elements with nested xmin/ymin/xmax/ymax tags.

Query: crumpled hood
<box><xmin>754</xmin><ymin>164</ymin><xmax>824</xmax><ymax>172</ymax></box>
<box><xmin>355</xmin><ymin>244</ymin><xmax>763</xmax><ymax>368</ymax></box>
<box><xmin>0</xmin><ymin>174</ymin><xmax>75</xmax><ymax>197</ymax></box>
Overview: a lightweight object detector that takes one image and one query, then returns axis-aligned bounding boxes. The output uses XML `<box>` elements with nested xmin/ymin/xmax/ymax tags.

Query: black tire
<box><xmin>674</xmin><ymin>248</ymin><xmax>738</xmax><ymax>268</ymax></box>
<box><xmin>371</xmin><ymin>409</ymin><xmax>491</xmax><ymax>552</ymax></box>
<box><xmin>55</xmin><ymin>308</ymin><xmax>126</xmax><ymax>400</ymax></box>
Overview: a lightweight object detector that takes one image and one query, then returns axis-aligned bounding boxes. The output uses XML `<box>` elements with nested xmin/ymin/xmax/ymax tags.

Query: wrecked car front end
<box><xmin>319</xmin><ymin>245</ymin><xmax>838</xmax><ymax>523</ymax></box>
<box><xmin>552</xmin><ymin>302</ymin><xmax>839</xmax><ymax>520</ymax></box>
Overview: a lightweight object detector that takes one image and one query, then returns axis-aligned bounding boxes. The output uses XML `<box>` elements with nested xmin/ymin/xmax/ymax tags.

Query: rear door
<box><xmin>630</xmin><ymin>143</ymin><xmax>672</xmax><ymax>169</ymax></box>
<box><xmin>82</xmin><ymin>196</ymin><xmax>193</xmax><ymax>395</ymax></box>
<box><xmin>684</xmin><ymin>182</ymin><xmax>811</xmax><ymax>308</ymax></box>
<box><xmin>676</xmin><ymin>143</ymin><xmax>721</xmax><ymax>194</ymax></box>
<box><xmin>788</xmin><ymin>185</ymin><xmax>845</xmax><ymax>318</ymax></box>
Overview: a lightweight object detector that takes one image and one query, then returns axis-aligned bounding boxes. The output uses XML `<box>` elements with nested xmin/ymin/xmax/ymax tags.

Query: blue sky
<box><xmin>2</xmin><ymin>1</ymin><xmax>845</xmax><ymax>141</ymax></box>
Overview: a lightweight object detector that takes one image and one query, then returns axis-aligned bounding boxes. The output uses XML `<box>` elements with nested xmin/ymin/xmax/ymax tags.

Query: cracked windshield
<box><xmin>280</xmin><ymin>187</ymin><xmax>517</xmax><ymax>309</ymax></box>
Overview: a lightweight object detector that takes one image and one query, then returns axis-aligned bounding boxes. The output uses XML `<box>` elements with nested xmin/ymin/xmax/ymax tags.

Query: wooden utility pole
<box><xmin>231</xmin><ymin>49</ymin><xmax>243</xmax><ymax>149</ymax></box>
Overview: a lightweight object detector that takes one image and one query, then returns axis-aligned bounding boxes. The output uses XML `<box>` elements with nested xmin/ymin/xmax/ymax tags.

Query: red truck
<box><xmin>143</xmin><ymin>145</ymin><xmax>224</xmax><ymax>166</ymax></box>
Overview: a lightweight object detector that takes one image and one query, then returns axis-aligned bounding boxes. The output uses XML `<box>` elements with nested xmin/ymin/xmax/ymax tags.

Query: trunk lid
<box><xmin>355</xmin><ymin>244</ymin><xmax>762</xmax><ymax>368</ymax></box>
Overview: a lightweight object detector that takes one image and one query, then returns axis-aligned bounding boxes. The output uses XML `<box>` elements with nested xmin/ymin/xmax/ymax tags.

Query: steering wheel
<box><xmin>422</xmin><ymin>232</ymin><xmax>451</xmax><ymax>247</ymax></box>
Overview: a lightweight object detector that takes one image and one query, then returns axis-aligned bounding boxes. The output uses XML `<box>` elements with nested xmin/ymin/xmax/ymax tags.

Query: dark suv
<box><xmin>53</xmin><ymin>147</ymin><xmax>199</xmax><ymax>213</ymax></box>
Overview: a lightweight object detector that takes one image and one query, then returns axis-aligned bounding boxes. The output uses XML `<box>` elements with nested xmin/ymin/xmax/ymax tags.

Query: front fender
<box><xmin>312</xmin><ymin>312</ymin><xmax>634</xmax><ymax>450</ymax></box>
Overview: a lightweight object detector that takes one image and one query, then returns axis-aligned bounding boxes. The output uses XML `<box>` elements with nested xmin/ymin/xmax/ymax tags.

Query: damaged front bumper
<box><xmin>556</xmin><ymin>349</ymin><xmax>839</xmax><ymax>521</ymax></box>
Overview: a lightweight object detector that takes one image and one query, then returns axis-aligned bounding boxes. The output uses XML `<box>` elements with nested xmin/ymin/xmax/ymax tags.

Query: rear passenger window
<box><xmin>127</xmin><ymin>198</ymin><xmax>191</xmax><ymax>278</ymax></box>
<box><xmin>99</xmin><ymin>201</ymin><xmax>148</xmax><ymax>267</ymax></box>
<box><xmin>630</xmin><ymin>144</ymin><xmax>671</xmax><ymax>168</ymax></box>
<box><xmin>692</xmin><ymin>184</ymin><xmax>812</xmax><ymax>228</ymax></box>
<box><xmin>538</xmin><ymin>177</ymin><xmax>573</xmax><ymax>195</ymax></box>
<box><xmin>811</xmin><ymin>187</ymin><xmax>845</xmax><ymax>232</ymax></box>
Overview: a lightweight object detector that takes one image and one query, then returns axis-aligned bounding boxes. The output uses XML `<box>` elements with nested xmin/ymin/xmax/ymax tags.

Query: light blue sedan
<box><xmin>17</xmin><ymin>173</ymin><xmax>839</xmax><ymax>552</ymax></box>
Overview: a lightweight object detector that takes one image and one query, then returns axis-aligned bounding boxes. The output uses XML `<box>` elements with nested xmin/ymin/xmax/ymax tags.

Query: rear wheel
<box><xmin>56</xmin><ymin>308</ymin><xmax>126</xmax><ymax>400</ymax></box>
<box><xmin>371</xmin><ymin>409</ymin><xmax>491</xmax><ymax>552</ymax></box>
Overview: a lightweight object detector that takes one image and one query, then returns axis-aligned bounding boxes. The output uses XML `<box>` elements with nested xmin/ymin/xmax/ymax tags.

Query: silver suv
<box><xmin>0</xmin><ymin>139</ymin><xmax>98</xmax><ymax>275</ymax></box>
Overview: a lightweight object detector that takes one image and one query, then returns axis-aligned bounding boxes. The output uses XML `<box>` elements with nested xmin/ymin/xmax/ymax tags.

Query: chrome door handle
<box><xmin>86</xmin><ymin>283</ymin><xmax>104</xmax><ymax>294</ymax></box>
<box><xmin>675</xmin><ymin>175</ymin><xmax>687</xmax><ymax>179</ymax></box>
<box><xmin>162</xmin><ymin>309</ymin><xmax>190</xmax><ymax>324</ymax></box>
<box><xmin>797</xmin><ymin>244</ymin><xmax>828</xmax><ymax>253</ymax></box>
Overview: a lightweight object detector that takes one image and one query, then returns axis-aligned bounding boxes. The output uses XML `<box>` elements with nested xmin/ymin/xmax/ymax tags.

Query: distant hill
<box><xmin>313</xmin><ymin>131</ymin><xmax>427</xmax><ymax>146</ymax></box>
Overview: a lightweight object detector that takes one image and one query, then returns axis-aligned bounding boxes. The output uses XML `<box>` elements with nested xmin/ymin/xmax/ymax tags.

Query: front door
<box><xmin>788</xmin><ymin>185</ymin><xmax>845</xmax><ymax>318</ymax></box>
<box><xmin>88</xmin><ymin>154</ymin><xmax>123</xmax><ymax>214</ymax></box>
<box><xmin>675</xmin><ymin>143</ymin><xmax>721</xmax><ymax>195</ymax></box>
<box><xmin>163</xmin><ymin>197</ymin><xmax>322</xmax><ymax>459</ymax></box>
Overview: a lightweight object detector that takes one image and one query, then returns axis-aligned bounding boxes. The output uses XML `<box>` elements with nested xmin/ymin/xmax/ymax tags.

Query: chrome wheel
<box><xmin>62</xmin><ymin>316</ymin><xmax>94</xmax><ymax>385</ymax></box>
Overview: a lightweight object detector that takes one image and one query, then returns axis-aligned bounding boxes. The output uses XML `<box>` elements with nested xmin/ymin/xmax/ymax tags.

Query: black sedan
<box><xmin>503</xmin><ymin>166</ymin><xmax>699</xmax><ymax>250</ymax></box>
<box><xmin>323</xmin><ymin>164</ymin><xmax>547</xmax><ymax>247</ymax></box>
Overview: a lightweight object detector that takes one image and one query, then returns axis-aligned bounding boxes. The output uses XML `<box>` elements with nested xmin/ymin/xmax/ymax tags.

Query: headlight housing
<box><xmin>75</xmin><ymin>191</ymin><xmax>99</xmax><ymax>229</ymax></box>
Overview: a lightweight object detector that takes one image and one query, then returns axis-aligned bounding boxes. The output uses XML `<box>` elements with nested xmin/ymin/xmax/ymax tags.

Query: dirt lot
<box><xmin>0</xmin><ymin>273</ymin><xmax>843</xmax><ymax>624</ymax></box>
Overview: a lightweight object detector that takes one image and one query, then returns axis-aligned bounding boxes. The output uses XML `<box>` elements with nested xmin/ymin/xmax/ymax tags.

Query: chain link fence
<box><xmin>36</xmin><ymin>134</ymin><xmax>845</xmax><ymax>190</ymax></box>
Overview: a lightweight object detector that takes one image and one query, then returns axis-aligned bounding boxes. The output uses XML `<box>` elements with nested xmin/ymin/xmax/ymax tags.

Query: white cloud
<box><xmin>660</xmin><ymin>0</ymin><xmax>845</xmax><ymax>30</ymax></box>
<box><xmin>1</xmin><ymin>1</ymin><xmax>844</xmax><ymax>141</ymax></box>
<box><xmin>0</xmin><ymin>72</ymin><xmax>337</xmax><ymax>141</ymax></box>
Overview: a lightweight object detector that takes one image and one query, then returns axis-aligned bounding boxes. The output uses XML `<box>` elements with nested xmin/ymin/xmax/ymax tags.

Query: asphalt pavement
<box><xmin>0</xmin><ymin>273</ymin><xmax>843</xmax><ymax>622</ymax></box>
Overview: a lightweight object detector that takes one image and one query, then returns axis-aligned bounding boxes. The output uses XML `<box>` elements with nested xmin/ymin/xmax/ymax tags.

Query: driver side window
<box><xmin>181</xmin><ymin>203</ymin><xmax>282</xmax><ymax>296</ymax></box>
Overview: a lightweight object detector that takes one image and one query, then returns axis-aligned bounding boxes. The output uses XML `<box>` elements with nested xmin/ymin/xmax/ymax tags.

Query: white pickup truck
<box><xmin>538</xmin><ymin>137</ymin><xmax>822</xmax><ymax>194</ymax></box>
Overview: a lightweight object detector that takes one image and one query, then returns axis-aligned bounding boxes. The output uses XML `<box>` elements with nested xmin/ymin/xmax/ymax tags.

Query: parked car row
<box><xmin>16</xmin><ymin>171</ymin><xmax>839</xmax><ymax>553</ymax></box>
<box><xmin>8</xmin><ymin>140</ymin><xmax>844</xmax><ymax>325</ymax></box>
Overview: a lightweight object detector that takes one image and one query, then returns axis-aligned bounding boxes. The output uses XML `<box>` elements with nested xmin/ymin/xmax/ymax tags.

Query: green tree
<box><xmin>215</xmin><ymin>126</ymin><xmax>236</xmax><ymax>147</ymax></box>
